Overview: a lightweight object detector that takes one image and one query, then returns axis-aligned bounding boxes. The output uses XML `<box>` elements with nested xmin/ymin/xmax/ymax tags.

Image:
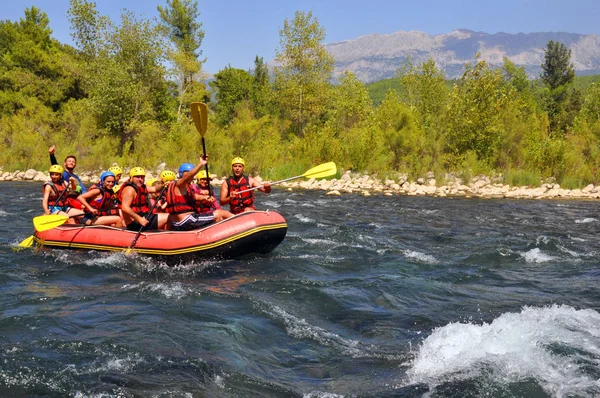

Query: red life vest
<box><xmin>195</xmin><ymin>189</ymin><xmax>214</xmax><ymax>213</ymax></box>
<box><xmin>90</xmin><ymin>187</ymin><xmax>119</xmax><ymax>216</ymax></box>
<box><xmin>165</xmin><ymin>183</ymin><xmax>196</xmax><ymax>214</ymax></box>
<box><xmin>118</xmin><ymin>182</ymin><xmax>150</xmax><ymax>215</ymax></box>
<box><xmin>226</xmin><ymin>175</ymin><xmax>254</xmax><ymax>214</ymax></box>
<box><xmin>42</xmin><ymin>180</ymin><xmax>68</xmax><ymax>207</ymax></box>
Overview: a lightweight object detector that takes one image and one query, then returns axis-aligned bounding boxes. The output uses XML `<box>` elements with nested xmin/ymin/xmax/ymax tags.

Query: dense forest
<box><xmin>2</xmin><ymin>0</ymin><xmax>600</xmax><ymax>188</ymax></box>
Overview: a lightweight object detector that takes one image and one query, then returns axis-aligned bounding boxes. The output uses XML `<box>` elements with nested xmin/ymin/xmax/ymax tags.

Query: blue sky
<box><xmin>4</xmin><ymin>0</ymin><xmax>600</xmax><ymax>74</ymax></box>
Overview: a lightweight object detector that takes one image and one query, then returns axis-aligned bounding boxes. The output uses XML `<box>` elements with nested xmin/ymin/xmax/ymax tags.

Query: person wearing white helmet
<box><xmin>220</xmin><ymin>157</ymin><xmax>271</xmax><ymax>215</ymax></box>
<box><xmin>118</xmin><ymin>166</ymin><xmax>169</xmax><ymax>231</ymax></box>
<box><xmin>165</xmin><ymin>156</ymin><xmax>215</xmax><ymax>231</ymax></box>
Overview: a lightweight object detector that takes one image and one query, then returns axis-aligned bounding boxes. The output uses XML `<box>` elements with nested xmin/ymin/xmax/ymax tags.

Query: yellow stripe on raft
<box><xmin>33</xmin><ymin>223</ymin><xmax>288</xmax><ymax>256</ymax></box>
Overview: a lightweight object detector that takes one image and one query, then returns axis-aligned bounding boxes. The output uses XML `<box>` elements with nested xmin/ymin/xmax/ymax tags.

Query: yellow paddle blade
<box><xmin>301</xmin><ymin>162</ymin><xmax>337</xmax><ymax>179</ymax></box>
<box><xmin>33</xmin><ymin>214</ymin><xmax>70</xmax><ymax>232</ymax></box>
<box><xmin>191</xmin><ymin>102</ymin><xmax>209</xmax><ymax>136</ymax></box>
<box><xmin>19</xmin><ymin>235</ymin><xmax>35</xmax><ymax>247</ymax></box>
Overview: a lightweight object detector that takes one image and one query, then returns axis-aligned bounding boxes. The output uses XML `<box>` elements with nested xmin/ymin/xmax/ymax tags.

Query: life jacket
<box><xmin>165</xmin><ymin>183</ymin><xmax>196</xmax><ymax>214</ymax></box>
<box><xmin>42</xmin><ymin>180</ymin><xmax>68</xmax><ymax>207</ymax></box>
<box><xmin>117</xmin><ymin>182</ymin><xmax>150</xmax><ymax>215</ymax></box>
<box><xmin>194</xmin><ymin>187</ymin><xmax>214</xmax><ymax>213</ymax></box>
<box><xmin>90</xmin><ymin>186</ymin><xmax>119</xmax><ymax>216</ymax></box>
<box><xmin>226</xmin><ymin>175</ymin><xmax>254</xmax><ymax>214</ymax></box>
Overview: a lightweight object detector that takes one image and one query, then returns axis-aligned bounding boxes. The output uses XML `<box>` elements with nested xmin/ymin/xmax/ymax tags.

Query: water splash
<box><xmin>406</xmin><ymin>304</ymin><xmax>600</xmax><ymax>397</ymax></box>
<box><xmin>402</xmin><ymin>250</ymin><xmax>438</xmax><ymax>265</ymax></box>
<box><xmin>520</xmin><ymin>248</ymin><xmax>555</xmax><ymax>263</ymax></box>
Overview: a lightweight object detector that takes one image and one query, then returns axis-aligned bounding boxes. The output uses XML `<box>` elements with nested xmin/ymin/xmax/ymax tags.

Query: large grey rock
<box><xmin>23</xmin><ymin>169</ymin><xmax>37</xmax><ymax>180</ymax></box>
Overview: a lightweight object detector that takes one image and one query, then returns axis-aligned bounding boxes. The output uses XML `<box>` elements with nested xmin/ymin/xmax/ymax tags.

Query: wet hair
<box><xmin>64</xmin><ymin>155</ymin><xmax>77</xmax><ymax>162</ymax></box>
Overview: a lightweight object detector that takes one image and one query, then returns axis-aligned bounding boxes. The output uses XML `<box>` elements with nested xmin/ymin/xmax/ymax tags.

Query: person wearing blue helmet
<box><xmin>178</xmin><ymin>163</ymin><xmax>195</xmax><ymax>178</ymax></box>
<box><xmin>165</xmin><ymin>155</ymin><xmax>215</xmax><ymax>231</ymax></box>
<box><xmin>77</xmin><ymin>171</ymin><xmax>124</xmax><ymax>226</ymax></box>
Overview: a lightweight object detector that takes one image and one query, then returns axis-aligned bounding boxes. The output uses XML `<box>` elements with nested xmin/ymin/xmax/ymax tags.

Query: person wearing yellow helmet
<box><xmin>159</xmin><ymin>170</ymin><xmax>177</xmax><ymax>183</ymax></box>
<box><xmin>42</xmin><ymin>164</ymin><xmax>81</xmax><ymax>223</ymax></box>
<box><xmin>165</xmin><ymin>155</ymin><xmax>216</xmax><ymax>231</ymax></box>
<box><xmin>192</xmin><ymin>170</ymin><xmax>233</xmax><ymax>222</ymax></box>
<box><xmin>108</xmin><ymin>165</ymin><xmax>123</xmax><ymax>182</ymax></box>
<box><xmin>220</xmin><ymin>156</ymin><xmax>271</xmax><ymax>215</ymax></box>
<box><xmin>118</xmin><ymin>166</ymin><xmax>169</xmax><ymax>231</ymax></box>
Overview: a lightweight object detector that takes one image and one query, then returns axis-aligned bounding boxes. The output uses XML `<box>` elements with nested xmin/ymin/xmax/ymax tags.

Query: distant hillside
<box><xmin>326</xmin><ymin>29</ymin><xmax>600</xmax><ymax>83</ymax></box>
<box><xmin>366</xmin><ymin>74</ymin><xmax>600</xmax><ymax>105</ymax></box>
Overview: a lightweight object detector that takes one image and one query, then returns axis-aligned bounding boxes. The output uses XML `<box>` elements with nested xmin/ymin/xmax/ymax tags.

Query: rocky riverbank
<box><xmin>3</xmin><ymin>167</ymin><xmax>600</xmax><ymax>200</ymax></box>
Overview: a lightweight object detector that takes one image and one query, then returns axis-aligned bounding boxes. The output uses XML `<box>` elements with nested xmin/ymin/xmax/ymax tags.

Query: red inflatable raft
<box><xmin>32</xmin><ymin>210</ymin><xmax>287</xmax><ymax>263</ymax></box>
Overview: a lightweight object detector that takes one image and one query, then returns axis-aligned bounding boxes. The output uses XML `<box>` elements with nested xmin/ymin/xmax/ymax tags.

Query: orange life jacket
<box><xmin>226</xmin><ymin>175</ymin><xmax>254</xmax><ymax>214</ymax></box>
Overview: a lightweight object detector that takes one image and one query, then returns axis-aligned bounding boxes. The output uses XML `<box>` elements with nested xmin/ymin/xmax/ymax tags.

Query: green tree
<box><xmin>273</xmin><ymin>10</ymin><xmax>334</xmax><ymax>136</ymax></box>
<box><xmin>445</xmin><ymin>58</ymin><xmax>511</xmax><ymax>167</ymax></box>
<box><xmin>251</xmin><ymin>56</ymin><xmax>272</xmax><ymax>118</ymax></box>
<box><xmin>158</xmin><ymin>0</ymin><xmax>207</xmax><ymax>117</ymax></box>
<box><xmin>540</xmin><ymin>40</ymin><xmax>577</xmax><ymax>133</ymax></box>
<box><xmin>69</xmin><ymin>1</ymin><xmax>170</xmax><ymax>149</ymax></box>
<box><xmin>210</xmin><ymin>67</ymin><xmax>253</xmax><ymax>127</ymax></box>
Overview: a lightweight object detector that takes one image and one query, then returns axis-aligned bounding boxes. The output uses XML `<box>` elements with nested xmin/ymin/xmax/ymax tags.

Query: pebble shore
<box><xmin>4</xmin><ymin>168</ymin><xmax>600</xmax><ymax>200</ymax></box>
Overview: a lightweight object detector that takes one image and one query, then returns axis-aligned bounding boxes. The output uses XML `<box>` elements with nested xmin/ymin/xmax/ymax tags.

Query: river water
<box><xmin>2</xmin><ymin>181</ymin><xmax>600</xmax><ymax>397</ymax></box>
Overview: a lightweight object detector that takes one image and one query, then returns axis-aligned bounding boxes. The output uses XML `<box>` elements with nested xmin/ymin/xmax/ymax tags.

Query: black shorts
<box><xmin>126</xmin><ymin>214</ymin><xmax>159</xmax><ymax>231</ymax></box>
<box><xmin>171</xmin><ymin>212</ymin><xmax>214</xmax><ymax>231</ymax></box>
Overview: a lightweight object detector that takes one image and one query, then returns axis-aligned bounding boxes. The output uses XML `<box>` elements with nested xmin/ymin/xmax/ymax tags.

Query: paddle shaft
<box><xmin>201</xmin><ymin>137</ymin><xmax>213</xmax><ymax>197</ymax></box>
<box><xmin>235</xmin><ymin>174</ymin><xmax>302</xmax><ymax>195</ymax></box>
<box><xmin>127</xmin><ymin>185</ymin><xmax>167</xmax><ymax>251</ymax></box>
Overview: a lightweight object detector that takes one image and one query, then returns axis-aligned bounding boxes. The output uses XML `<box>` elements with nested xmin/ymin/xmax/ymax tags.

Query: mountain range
<box><xmin>324</xmin><ymin>29</ymin><xmax>600</xmax><ymax>83</ymax></box>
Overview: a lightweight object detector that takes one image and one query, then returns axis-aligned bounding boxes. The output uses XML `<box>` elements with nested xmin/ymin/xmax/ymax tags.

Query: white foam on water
<box><xmin>299</xmin><ymin>202</ymin><xmax>316</xmax><ymax>208</ymax></box>
<box><xmin>269</xmin><ymin>304</ymin><xmax>364</xmax><ymax>356</ymax></box>
<box><xmin>294</xmin><ymin>213</ymin><xmax>316</xmax><ymax>223</ymax></box>
<box><xmin>302</xmin><ymin>237</ymin><xmax>338</xmax><ymax>247</ymax></box>
<box><xmin>95</xmin><ymin>353</ymin><xmax>145</xmax><ymax>372</ymax></box>
<box><xmin>570</xmin><ymin>235</ymin><xmax>587</xmax><ymax>242</ymax></box>
<box><xmin>556</xmin><ymin>243</ymin><xmax>594</xmax><ymax>258</ymax></box>
<box><xmin>303</xmin><ymin>392</ymin><xmax>345</xmax><ymax>398</ymax></box>
<box><xmin>536</xmin><ymin>235</ymin><xmax>551</xmax><ymax>245</ymax></box>
<box><xmin>520</xmin><ymin>248</ymin><xmax>556</xmax><ymax>263</ymax></box>
<box><xmin>261</xmin><ymin>200</ymin><xmax>281</xmax><ymax>208</ymax></box>
<box><xmin>406</xmin><ymin>304</ymin><xmax>600</xmax><ymax>397</ymax></box>
<box><xmin>84</xmin><ymin>251</ymin><xmax>131</xmax><ymax>267</ymax></box>
<box><xmin>402</xmin><ymin>250</ymin><xmax>438</xmax><ymax>265</ymax></box>
<box><xmin>0</xmin><ymin>209</ymin><xmax>9</xmax><ymax>217</ymax></box>
<box><xmin>214</xmin><ymin>374</ymin><xmax>226</xmax><ymax>389</ymax></box>
<box><xmin>575</xmin><ymin>218</ymin><xmax>597</xmax><ymax>224</ymax></box>
<box><xmin>121</xmin><ymin>281</ymin><xmax>191</xmax><ymax>300</ymax></box>
<box><xmin>419</xmin><ymin>209</ymin><xmax>438</xmax><ymax>215</ymax></box>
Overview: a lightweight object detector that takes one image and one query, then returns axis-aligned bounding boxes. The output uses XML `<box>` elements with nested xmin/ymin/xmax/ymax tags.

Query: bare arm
<box><xmin>120</xmin><ymin>186</ymin><xmax>147</xmax><ymax>225</ymax></box>
<box><xmin>220</xmin><ymin>180</ymin><xmax>230</xmax><ymax>206</ymax></box>
<box><xmin>42</xmin><ymin>185</ymin><xmax>52</xmax><ymax>214</ymax></box>
<box><xmin>250</xmin><ymin>177</ymin><xmax>271</xmax><ymax>194</ymax></box>
<box><xmin>77</xmin><ymin>188</ymin><xmax>101</xmax><ymax>213</ymax></box>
